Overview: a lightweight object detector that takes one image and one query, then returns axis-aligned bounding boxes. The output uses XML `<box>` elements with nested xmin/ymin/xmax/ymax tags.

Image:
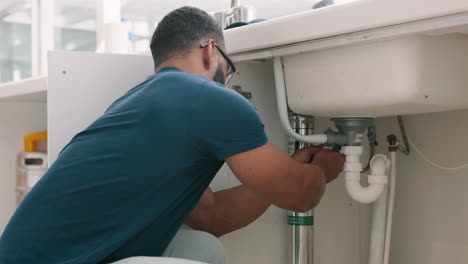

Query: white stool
<box><xmin>110</xmin><ymin>256</ymin><xmax>208</xmax><ymax>264</ymax></box>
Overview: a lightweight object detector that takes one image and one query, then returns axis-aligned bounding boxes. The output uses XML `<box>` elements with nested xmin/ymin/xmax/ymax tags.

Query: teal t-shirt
<box><xmin>0</xmin><ymin>67</ymin><xmax>268</xmax><ymax>264</ymax></box>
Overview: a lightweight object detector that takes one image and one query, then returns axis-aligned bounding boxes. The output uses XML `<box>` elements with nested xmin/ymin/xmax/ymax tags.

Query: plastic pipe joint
<box><xmin>342</xmin><ymin>146</ymin><xmax>389</xmax><ymax>204</ymax></box>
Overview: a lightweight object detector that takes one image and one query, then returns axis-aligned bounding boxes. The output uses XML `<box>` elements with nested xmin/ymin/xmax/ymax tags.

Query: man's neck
<box><xmin>156</xmin><ymin>56</ymin><xmax>211</xmax><ymax>80</ymax></box>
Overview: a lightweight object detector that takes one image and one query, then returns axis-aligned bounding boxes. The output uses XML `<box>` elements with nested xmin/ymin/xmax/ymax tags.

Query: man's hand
<box><xmin>226</xmin><ymin>142</ymin><xmax>328</xmax><ymax>213</ymax></box>
<box><xmin>311</xmin><ymin>150</ymin><xmax>345</xmax><ymax>183</ymax></box>
<box><xmin>290</xmin><ymin>146</ymin><xmax>324</xmax><ymax>164</ymax></box>
<box><xmin>291</xmin><ymin>146</ymin><xmax>344</xmax><ymax>183</ymax></box>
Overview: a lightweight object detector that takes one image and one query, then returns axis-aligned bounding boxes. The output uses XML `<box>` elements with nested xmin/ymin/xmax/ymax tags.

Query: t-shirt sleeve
<box><xmin>193</xmin><ymin>81</ymin><xmax>268</xmax><ymax>160</ymax></box>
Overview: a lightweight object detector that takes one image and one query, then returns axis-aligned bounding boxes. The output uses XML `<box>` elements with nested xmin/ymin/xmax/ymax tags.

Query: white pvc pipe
<box><xmin>370</xmin><ymin>155</ymin><xmax>388</xmax><ymax>176</ymax></box>
<box><xmin>369</xmin><ymin>163</ymin><xmax>389</xmax><ymax>264</ymax></box>
<box><xmin>342</xmin><ymin>147</ymin><xmax>389</xmax><ymax>204</ymax></box>
<box><xmin>341</xmin><ymin>148</ymin><xmax>390</xmax><ymax>264</ymax></box>
<box><xmin>383</xmin><ymin>151</ymin><xmax>397</xmax><ymax>264</ymax></box>
<box><xmin>273</xmin><ymin>57</ymin><xmax>328</xmax><ymax>145</ymax></box>
<box><xmin>345</xmin><ymin>173</ymin><xmax>386</xmax><ymax>204</ymax></box>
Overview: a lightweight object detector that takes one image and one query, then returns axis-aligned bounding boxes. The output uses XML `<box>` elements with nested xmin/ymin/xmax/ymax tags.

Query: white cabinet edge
<box><xmin>228</xmin><ymin>12</ymin><xmax>468</xmax><ymax>62</ymax></box>
<box><xmin>0</xmin><ymin>76</ymin><xmax>48</xmax><ymax>103</ymax></box>
<box><xmin>224</xmin><ymin>0</ymin><xmax>468</xmax><ymax>59</ymax></box>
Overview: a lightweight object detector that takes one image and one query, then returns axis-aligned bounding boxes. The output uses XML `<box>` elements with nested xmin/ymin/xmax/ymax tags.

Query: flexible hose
<box><xmin>383</xmin><ymin>151</ymin><xmax>396</xmax><ymax>264</ymax></box>
<box><xmin>272</xmin><ymin>57</ymin><xmax>328</xmax><ymax>145</ymax></box>
<box><xmin>408</xmin><ymin>136</ymin><xmax>468</xmax><ymax>171</ymax></box>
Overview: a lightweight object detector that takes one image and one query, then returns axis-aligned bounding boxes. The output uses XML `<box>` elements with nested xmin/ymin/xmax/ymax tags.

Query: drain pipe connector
<box><xmin>342</xmin><ymin>146</ymin><xmax>389</xmax><ymax>204</ymax></box>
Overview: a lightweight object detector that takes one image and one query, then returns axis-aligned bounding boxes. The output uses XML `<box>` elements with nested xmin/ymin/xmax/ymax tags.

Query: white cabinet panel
<box><xmin>47</xmin><ymin>51</ymin><xmax>154</xmax><ymax>164</ymax></box>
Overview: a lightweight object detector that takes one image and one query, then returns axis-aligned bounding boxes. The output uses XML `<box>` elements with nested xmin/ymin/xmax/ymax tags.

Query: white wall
<box><xmin>317</xmin><ymin>109</ymin><xmax>468</xmax><ymax>264</ymax></box>
<box><xmin>373</xmin><ymin>110</ymin><xmax>468</xmax><ymax>264</ymax></box>
<box><xmin>0</xmin><ymin>102</ymin><xmax>47</xmax><ymax>233</ymax></box>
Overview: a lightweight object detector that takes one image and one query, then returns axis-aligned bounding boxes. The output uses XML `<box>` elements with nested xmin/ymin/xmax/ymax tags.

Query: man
<box><xmin>0</xmin><ymin>6</ymin><xmax>344</xmax><ymax>264</ymax></box>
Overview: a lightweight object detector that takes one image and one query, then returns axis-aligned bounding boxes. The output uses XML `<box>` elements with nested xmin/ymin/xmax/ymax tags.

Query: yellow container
<box><xmin>24</xmin><ymin>131</ymin><xmax>47</xmax><ymax>152</ymax></box>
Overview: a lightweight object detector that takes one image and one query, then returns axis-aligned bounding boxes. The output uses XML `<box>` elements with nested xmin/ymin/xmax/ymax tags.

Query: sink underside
<box><xmin>283</xmin><ymin>34</ymin><xmax>468</xmax><ymax>117</ymax></box>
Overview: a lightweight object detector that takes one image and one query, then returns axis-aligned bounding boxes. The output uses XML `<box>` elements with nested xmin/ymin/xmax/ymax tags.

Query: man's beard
<box><xmin>213</xmin><ymin>64</ymin><xmax>225</xmax><ymax>85</ymax></box>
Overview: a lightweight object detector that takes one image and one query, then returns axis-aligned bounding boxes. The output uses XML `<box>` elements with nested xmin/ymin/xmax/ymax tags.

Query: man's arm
<box><xmin>226</xmin><ymin>142</ymin><xmax>333</xmax><ymax>212</ymax></box>
<box><xmin>185</xmin><ymin>185</ymin><xmax>270</xmax><ymax>237</ymax></box>
<box><xmin>185</xmin><ymin>145</ymin><xmax>336</xmax><ymax>237</ymax></box>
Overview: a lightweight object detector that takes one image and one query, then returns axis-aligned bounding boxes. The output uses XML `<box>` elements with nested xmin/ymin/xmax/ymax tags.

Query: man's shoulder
<box><xmin>199</xmin><ymin>80</ymin><xmax>251</xmax><ymax>106</ymax></box>
<box><xmin>196</xmin><ymin>82</ymin><xmax>261</xmax><ymax>126</ymax></box>
<box><xmin>150</xmin><ymin>68</ymin><xmax>254</xmax><ymax>110</ymax></box>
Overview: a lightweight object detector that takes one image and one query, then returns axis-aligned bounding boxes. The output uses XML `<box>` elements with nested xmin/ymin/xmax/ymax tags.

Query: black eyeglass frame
<box><xmin>200</xmin><ymin>42</ymin><xmax>237</xmax><ymax>85</ymax></box>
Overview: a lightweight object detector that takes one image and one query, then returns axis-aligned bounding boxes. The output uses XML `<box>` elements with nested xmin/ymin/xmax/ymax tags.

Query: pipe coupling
<box><xmin>344</xmin><ymin>162</ymin><xmax>362</xmax><ymax>172</ymax></box>
<box><xmin>341</xmin><ymin>146</ymin><xmax>364</xmax><ymax>155</ymax></box>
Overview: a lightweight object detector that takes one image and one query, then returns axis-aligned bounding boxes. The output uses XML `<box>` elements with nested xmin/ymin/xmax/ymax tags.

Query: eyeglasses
<box><xmin>200</xmin><ymin>42</ymin><xmax>237</xmax><ymax>85</ymax></box>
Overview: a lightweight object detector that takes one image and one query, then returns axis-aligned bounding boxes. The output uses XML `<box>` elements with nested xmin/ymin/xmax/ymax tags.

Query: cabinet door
<box><xmin>47</xmin><ymin>51</ymin><xmax>153</xmax><ymax>164</ymax></box>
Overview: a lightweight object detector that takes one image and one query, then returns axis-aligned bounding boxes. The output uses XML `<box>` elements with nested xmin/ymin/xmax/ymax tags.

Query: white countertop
<box><xmin>224</xmin><ymin>0</ymin><xmax>468</xmax><ymax>55</ymax></box>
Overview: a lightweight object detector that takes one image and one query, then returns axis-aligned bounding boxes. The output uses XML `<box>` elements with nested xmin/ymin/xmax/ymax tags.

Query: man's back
<box><xmin>0</xmin><ymin>67</ymin><xmax>267</xmax><ymax>264</ymax></box>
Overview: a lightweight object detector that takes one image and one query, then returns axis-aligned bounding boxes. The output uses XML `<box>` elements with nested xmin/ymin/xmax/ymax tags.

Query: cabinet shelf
<box><xmin>0</xmin><ymin>76</ymin><xmax>47</xmax><ymax>103</ymax></box>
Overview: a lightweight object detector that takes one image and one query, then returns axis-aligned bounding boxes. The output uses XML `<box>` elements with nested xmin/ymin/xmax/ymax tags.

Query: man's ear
<box><xmin>202</xmin><ymin>39</ymin><xmax>217</xmax><ymax>71</ymax></box>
